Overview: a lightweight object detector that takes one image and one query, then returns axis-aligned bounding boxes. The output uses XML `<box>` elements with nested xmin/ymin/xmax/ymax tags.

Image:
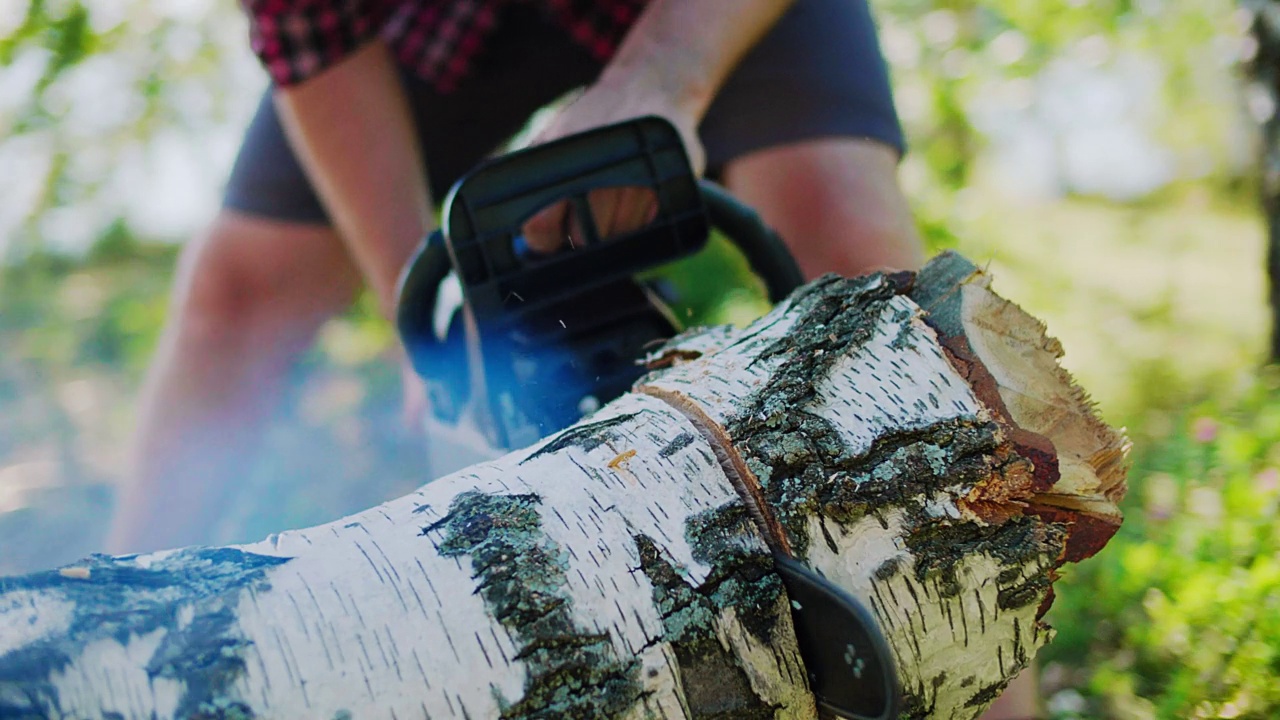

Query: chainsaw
<box><xmin>396</xmin><ymin>116</ymin><xmax>900</xmax><ymax>720</ymax></box>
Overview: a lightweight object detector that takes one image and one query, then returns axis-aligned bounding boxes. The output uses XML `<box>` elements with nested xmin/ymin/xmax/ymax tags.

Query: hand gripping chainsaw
<box><xmin>396</xmin><ymin>116</ymin><xmax>900</xmax><ymax>720</ymax></box>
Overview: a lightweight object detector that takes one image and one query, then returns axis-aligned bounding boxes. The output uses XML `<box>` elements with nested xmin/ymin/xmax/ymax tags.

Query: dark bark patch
<box><xmin>905</xmin><ymin>515</ymin><xmax>1065</xmax><ymax>588</ymax></box>
<box><xmin>897</xmin><ymin>679</ymin><xmax>938</xmax><ymax>719</ymax></box>
<box><xmin>683</xmin><ymin>503</ymin><xmax>757</xmax><ymax>563</ymax></box>
<box><xmin>742</xmin><ymin>410</ymin><xmax>1002</xmax><ymax>558</ymax></box>
<box><xmin>964</xmin><ymin>681</ymin><xmax>1009</xmax><ymax>709</ymax></box>
<box><xmin>996</xmin><ymin>567</ymin><xmax>1022</xmax><ymax>585</ymax></box>
<box><xmin>874</xmin><ymin>557</ymin><xmax>901</xmax><ymax>582</ymax></box>
<box><xmin>997</xmin><ymin>572</ymin><xmax>1050</xmax><ymax>612</ymax></box>
<box><xmin>185</xmin><ymin>700</ymin><xmax>256</xmax><ymax>719</ymax></box>
<box><xmin>658</xmin><ymin>432</ymin><xmax>696</xmax><ymax>459</ymax></box>
<box><xmin>683</xmin><ymin>505</ymin><xmax>785</xmax><ymax>642</ymax></box>
<box><xmin>518</xmin><ymin>413</ymin><xmax>640</xmax><ymax>465</ymax></box>
<box><xmin>741</xmin><ymin>274</ymin><xmax>900</xmax><ymax>374</ymax></box>
<box><xmin>903</xmin><ymin>515</ymin><xmax>1066</xmax><ymax>627</ymax></box>
<box><xmin>633</xmin><ymin>535</ymin><xmax>783</xmax><ymax>719</ymax></box>
<box><xmin>428</xmin><ymin>491</ymin><xmax>642</xmax><ymax>719</ymax></box>
<box><xmin>0</xmin><ymin>548</ymin><xmax>287</xmax><ymax>719</ymax></box>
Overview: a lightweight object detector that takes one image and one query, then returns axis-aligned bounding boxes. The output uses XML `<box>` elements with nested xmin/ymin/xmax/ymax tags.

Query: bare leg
<box><xmin>721</xmin><ymin>137</ymin><xmax>924</xmax><ymax>279</ymax></box>
<box><xmin>108</xmin><ymin>211</ymin><xmax>362</xmax><ymax>554</ymax></box>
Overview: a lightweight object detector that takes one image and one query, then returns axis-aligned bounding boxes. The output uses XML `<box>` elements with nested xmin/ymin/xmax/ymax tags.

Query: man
<box><xmin>108</xmin><ymin>0</ymin><xmax>920</xmax><ymax>551</ymax></box>
<box><xmin>106</xmin><ymin>2</ymin><xmax>1049</xmax><ymax>714</ymax></box>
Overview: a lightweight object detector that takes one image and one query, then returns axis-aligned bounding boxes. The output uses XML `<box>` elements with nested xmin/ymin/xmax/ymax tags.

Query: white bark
<box><xmin>0</xmin><ymin>253</ymin><xmax>1128</xmax><ymax>719</ymax></box>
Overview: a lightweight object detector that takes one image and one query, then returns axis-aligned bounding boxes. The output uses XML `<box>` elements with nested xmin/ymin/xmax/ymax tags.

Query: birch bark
<box><xmin>0</xmin><ymin>252</ymin><xmax>1128</xmax><ymax>720</ymax></box>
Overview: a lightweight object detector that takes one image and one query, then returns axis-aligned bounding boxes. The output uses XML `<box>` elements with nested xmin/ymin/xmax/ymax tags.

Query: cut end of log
<box><xmin>912</xmin><ymin>251</ymin><xmax>1131</xmax><ymax>566</ymax></box>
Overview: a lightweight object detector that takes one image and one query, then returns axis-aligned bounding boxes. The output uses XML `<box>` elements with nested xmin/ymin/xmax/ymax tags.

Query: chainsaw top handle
<box><xmin>396</xmin><ymin>115</ymin><xmax>803</xmax><ymax>379</ymax></box>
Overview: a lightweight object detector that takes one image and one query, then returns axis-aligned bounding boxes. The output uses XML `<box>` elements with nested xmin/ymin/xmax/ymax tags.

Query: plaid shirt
<box><xmin>245</xmin><ymin>0</ymin><xmax>649</xmax><ymax>93</ymax></box>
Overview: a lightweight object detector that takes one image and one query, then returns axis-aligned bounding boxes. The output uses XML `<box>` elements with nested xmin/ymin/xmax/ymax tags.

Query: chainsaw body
<box><xmin>397</xmin><ymin>116</ymin><xmax>801</xmax><ymax>463</ymax></box>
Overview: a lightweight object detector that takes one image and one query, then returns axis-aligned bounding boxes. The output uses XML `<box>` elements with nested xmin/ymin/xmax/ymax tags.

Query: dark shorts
<box><xmin>223</xmin><ymin>0</ymin><xmax>905</xmax><ymax>224</ymax></box>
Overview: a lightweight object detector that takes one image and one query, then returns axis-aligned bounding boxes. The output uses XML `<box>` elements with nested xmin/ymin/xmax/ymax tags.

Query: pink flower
<box><xmin>1192</xmin><ymin>417</ymin><xmax>1218</xmax><ymax>444</ymax></box>
<box><xmin>1256</xmin><ymin>468</ymin><xmax>1280</xmax><ymax>494</ymax></box>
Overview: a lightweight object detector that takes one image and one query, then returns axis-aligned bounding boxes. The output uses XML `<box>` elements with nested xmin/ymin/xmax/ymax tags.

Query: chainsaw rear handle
<box><xmin>698</xmin><ymin>181</ymin><xmax>803</xmax><ymax>305</ymax></box>
<box><xmin>397</xmin><ymin>179</ymin><xmax>802</xmax><ymax>379</ymax></box>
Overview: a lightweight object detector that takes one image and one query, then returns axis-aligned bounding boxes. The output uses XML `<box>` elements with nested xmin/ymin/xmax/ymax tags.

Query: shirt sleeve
<box><xmin>242</xmin><ymin>0</ymin><xmax>393</xmax><ymax>86</ymax></box>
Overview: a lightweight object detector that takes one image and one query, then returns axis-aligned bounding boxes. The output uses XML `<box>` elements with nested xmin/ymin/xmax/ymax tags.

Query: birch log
<box><xmin>0</xmin><ymin>252</ymin><xmax>1128</xmax><ymax>720</ymax></box>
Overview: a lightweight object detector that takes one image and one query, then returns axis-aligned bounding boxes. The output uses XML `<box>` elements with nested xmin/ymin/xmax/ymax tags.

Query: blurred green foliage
<box><xmin>1043</xmin><ymin>376</ymin><xmax>1280</xmax><ymax>718</ymax></box>
<box><xmin>2</xmin><ymin>0</ymin><xmax>1279</xmax><ymax>715</ymax></box>
<box><xmin>0</xmin><ymin>0</ymin><xmax>257</xmax><ymax>257</ymax></box>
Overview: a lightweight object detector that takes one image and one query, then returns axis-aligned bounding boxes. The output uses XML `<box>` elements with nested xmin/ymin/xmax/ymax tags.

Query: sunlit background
<box><xmin>3</xmin><ymin>0</ymin><xmax>1278</xmax><ymax>716</ymax></box>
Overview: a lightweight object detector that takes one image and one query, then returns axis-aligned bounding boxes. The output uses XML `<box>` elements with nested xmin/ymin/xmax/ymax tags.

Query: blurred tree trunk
<box><xmin>0</xmin><ymin>254</ymin><xmax>1127</xmax><ymax>720</ymax></box>
<box><xmin>1245</xmin><ymin>0</ymin><xmax>1280</xmax><ymax>359</ymax></box>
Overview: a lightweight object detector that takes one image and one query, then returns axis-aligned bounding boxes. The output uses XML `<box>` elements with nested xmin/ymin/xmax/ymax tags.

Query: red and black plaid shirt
<box><xmin>244</xmin><ymin>0</ymin><xmax>649</xmax><ymax>93</ymax></box>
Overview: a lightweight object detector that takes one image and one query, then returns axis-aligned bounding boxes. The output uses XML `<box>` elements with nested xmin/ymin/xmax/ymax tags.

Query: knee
<box><xmin>167</xmin><ymin>214</ymin><xmax>355</xmax><ymax>353</ymax></box>
<box><xmin>821</xmin><ymin>189</ymin><xmax>923</xmax><ymax>275</ymax></box>
<box><xmin>170</xmin><ymin>233</ymin><xmax>261</xmax><ymax>351</ymax></box>
<box><xmin>724</xmin><ymin>138</ymin><xmax>924</xmax><ymax>277</ymax></box>
<box><xmin>791</xmin><ymin>165</ymin><xmax>917</xmax><ymax>248</ymax></box>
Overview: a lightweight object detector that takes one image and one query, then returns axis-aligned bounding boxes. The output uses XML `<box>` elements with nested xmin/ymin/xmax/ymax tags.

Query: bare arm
<box><xmin>523</xmin><ymin>0</ymin><xmax>797</xmax><ymax>249</ymax></box>
<box><xmin>274</xmin><ymin>0</ymin><xmax>799</xmax><ymax>281</ymax></box>
<box><xmin>599</xmin><ymin>0</ymin><xmax>798</xmax><ymax>137</ymax></box>
<box><xmin>545</xmin><ymin>0</ymin><xmax>799</xmax><ymax>143</ymax></box>
<box><xmin>272</xmin><ymin>40</ymin><xmax>434</xmax><ymax>318</ymax></box>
